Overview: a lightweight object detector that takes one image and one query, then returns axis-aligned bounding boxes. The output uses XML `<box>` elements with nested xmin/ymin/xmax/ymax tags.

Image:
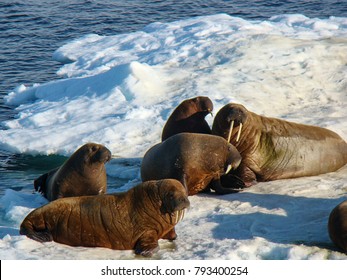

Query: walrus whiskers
<box><xmin>227</xmin><ymin>120</ymin><xmax>234</xmax><ymax>143</ymax></box>
<box><xmin>236</xmin><ymin>122</ymin><xmax>242</xmax><ymax>142</ymax></box>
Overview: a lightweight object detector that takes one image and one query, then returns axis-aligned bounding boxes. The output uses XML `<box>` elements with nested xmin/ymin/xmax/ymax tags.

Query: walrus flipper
<box><xmin>210</xmin><ymin>179</ymin><xmax>243</xmax><ymax>195</ymax></box>
<box><xmin>135</xmin><ymin>230</ymin><xmax>160</xmax><ymax>257</ymax></box>
<box><xmin>34</xmin><ymin>167</ymin><xmax>59</xmax><ymax>196</ymax></box>
<box><xmin>34</xmin><ymin>173</ymin><xmax>49</xmax><ymax>194</ymax></box>
<box><xmin>220</xmin><ymin>174</ymin><xmax>246</xmax><ymax>190</ymax></box>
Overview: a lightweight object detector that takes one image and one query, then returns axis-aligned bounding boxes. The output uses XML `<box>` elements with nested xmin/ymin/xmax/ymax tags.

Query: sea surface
<box><xmin>0</xmin><ymin>0</ymin><xmax>347</xmax><ymax>193</ymax></box>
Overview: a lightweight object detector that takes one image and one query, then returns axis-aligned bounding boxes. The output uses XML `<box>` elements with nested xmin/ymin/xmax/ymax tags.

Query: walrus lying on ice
<box><xmin>34</xmin><ymin>143</ymin><xmax>111</xmax><ymax>201</ymax></box>
<box><xmin>328</xmin><ymin>200</ymin><xmax>347</xmax><ymax>253</ymax></box>
<box><xmin>212</xmin><ymin>103</ymin><xmax>347</xmax><ymax>186</ymax></box>
<box><xmin>141</xmin><ymin>133</ymin><xmax>244</xmax><ymax>195</ymax></box>
<box><xmin>20</xmin><ymin>179</ymin><xmax>190</xmax><ymax>257</ymax></box>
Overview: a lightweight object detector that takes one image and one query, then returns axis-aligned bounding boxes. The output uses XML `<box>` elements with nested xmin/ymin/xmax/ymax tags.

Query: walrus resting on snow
<box><xmin>34</xmin><ymin>142</ymin><xmax>111</xmax><ymax>201</ymax></box>
<box><xmin>212</xmin><ymin>103</ymin><xmax>347</xmax><ymax>186</ymax></box>
<box><xmin>141</xmin><ymin>133</ymin><xmax>244</xmax><ymax>195</ymax></box>
<box><xmin>161</xmin><ymin>96</ymin><xmax>213</xmax><ymax>141</ymax></box>
<box><xmin>328</xmin><ymin>200</ymin><xmax>347</xmax><ymax>253</ymax></box>
<box><xmin>20</xmin><ymin>179</ymin><xmax>190</xmax><ymax>257</ymax></box>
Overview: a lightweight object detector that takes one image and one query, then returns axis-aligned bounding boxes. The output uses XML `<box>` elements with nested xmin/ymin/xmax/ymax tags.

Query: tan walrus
<box><xmin>328</xmin><ymin>200</ymin><xmax>347</xmax><ymax>253</ymax></box>
<box><xmin>20</xmin><ymin>179</ymin><xmax>190</xmax><ymax>257</ymax></box>
<box><xmin>212</xmin><ymin>103</ymin><xmax>347</xmax><ymax>186</ymax></box>
<box><xmin>34</xmin><ymin>143</ymin><xmax>111</xmax><ymax>201</ymax></box>
<box><xmin>141</xmin><ymin>133</ymin><xmax>244</xmax><ymax>195</ymax></box>
<box><xmin>161</xmin><ymin>96</ymin><xmax>213</xmax><ymax>141</ymax></box>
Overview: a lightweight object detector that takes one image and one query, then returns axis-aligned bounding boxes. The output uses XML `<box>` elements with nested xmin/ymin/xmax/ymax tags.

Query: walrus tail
<box><xmin>34</xmin><ymin>173</ymin><xmax>48</xmax><ymax>196</ymax></box>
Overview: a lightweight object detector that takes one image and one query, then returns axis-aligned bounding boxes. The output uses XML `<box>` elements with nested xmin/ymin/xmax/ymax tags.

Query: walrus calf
<box><xmin>34</xmin><ymin>143</ymin><xmax>111</xmax><ymax>201</ymax></box>
<box><xmin>328</xmin><ymin>200</ymin><xmax>347</xmax><ymax>253</ymax></box>
<box><xmin>212</xmin><ymin>103</ymin><xmax>347</xmax><ymax>186</ymax></box>
<box><xmin>20</xmin><ymin>179</ymin><xmax>190</xmax><ymax>257</ymax></box>
<box><xmin>161</xmin><ymin>96</ymin><xmax>213</xmax><ymax>141</ymax></box>
<box><xmin>141</xmin><ymin>133</ymin><xmax>244</xmax><ymax>195</ymax></box>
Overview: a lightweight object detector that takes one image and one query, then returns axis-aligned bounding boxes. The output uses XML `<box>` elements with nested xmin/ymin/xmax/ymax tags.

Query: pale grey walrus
<box><xmin>328</xmin><ymin>200</ymin><xmax>347</xmax><ymax>253</ymax></box>
<box><xmin>141</xmin><ymin>133</ymin><xmax>244</xmax><ymax>195</ymax></box>
<box><xmin>21</xmin><ymin>179</ymin><xmax>190</xmax><ymax>257</ymax></box>
<box><xmin>34</xmin><ymin>143</ymin><xmax>111</xmax><ymax>201</ymax></box>
<box><xmin>212</xmin><ymin>103</ymin><xmax>347</xmax><ymax>186</ymax></box>
<box><xmin>161</xmin><ymin>96</ymin><xmax>213</xmax><ymax>141</ymax></box>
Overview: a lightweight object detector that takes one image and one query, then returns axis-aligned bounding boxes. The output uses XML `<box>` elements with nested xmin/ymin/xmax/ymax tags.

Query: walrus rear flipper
<box><xmin>20</xmin><ymin>221</ymin><xmax>53</xmax><ymax>242</ymax></box>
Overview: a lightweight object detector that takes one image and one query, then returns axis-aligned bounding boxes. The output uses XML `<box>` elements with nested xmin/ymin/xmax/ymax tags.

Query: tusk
<box><xmin>178</xmin><ymin>210</ymin><xmax>182</xmax><ymax>222</ymax></box>
<box><xmin>236</xmin><ymin>122</ymin><xmax>243</xmax><ymax>142</ymax></box>
<box><xmin>227</xmin><ymin>120</ymin><xmax>234</xmax><ymax>143</ymax></box>
<box><xmin>225</xmin><ymin>164</ymin><xmax>232</xmax><ymax>174</ymax></box>
<box><xmin>181</xmin><ymin>209</ymin><xmax>185</xmax><ymax>220</ymax></box>
<box><xmin>175</xmin><ymin>211</ymin><xmax>179</xmax><ymax>223</ymax></box>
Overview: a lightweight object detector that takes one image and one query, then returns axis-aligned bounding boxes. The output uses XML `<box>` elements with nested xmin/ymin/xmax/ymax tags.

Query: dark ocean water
<box><xmin>0</xmin><ymin>0</ymin><xmax>346</xmax><ymax>193</ymax></box>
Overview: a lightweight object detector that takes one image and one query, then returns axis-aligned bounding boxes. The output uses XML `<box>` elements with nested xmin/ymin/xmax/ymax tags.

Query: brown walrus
<box><xmin>161</xmin><ymin>96</ymin><xmax>213</xmax><ymax>141</ymax></box>
<box><xmin>34</xmin><ymin>143</ymin><xmax>111</xmax><ymax>201</ymax></box>
<box><xmin>212</xmin><ymin>103</ymin><xmax>347</xmax><ymax>186</ymax></box>
<box><xmin>141</xmin><ymin>133</ymin><xmax>244</xmax><ymax>195</ymax></box>
<box><xmin>20</xmin><ymin>179</ymin><xmax>190</xmax><ymax>257</ymax></box>
<box><xmin>328</xmin><ymin>200</ymin><xmax>347</xmax><ymax>253</ymax></box>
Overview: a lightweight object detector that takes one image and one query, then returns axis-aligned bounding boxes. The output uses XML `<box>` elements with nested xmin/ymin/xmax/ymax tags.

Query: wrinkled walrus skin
<box><xmin>20</xmin><ymin>179</ymin><xmax>190</xmax><ymax>257</ymax></box>
<box><xmin>34</xmin><ymin>143</ymin><xmax>111</xmax><ymax>201</ymax></box>
<box><xmin>212</xmin><ymin>103</ymin><xmax>347</xmax><ymax>186</ymax></box>
<box><xmin>141</xmin><ymin>133</ymin><xmax>244</xmax><ymax>195</ymax></box>
<box><xmin>328</xmin><ymin>200</ymin><xmax>347</xmax><ymax>253</ymax></box>
<box><xmin>161</xmin><ymin>96</ymin><xmax>213</xmax><ymax>141</ymax></box>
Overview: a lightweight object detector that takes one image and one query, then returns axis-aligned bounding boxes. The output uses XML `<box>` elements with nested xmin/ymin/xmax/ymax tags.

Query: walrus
<box><xmin>328</xmin><ymin>200</ymin><xmax>347</xmax><ymax>253</ymax></box>
<box><xmin>212</xmin><ymin>103</ymin><xmax>347</xmax><ymax>186</ymax></box>
<box><xmin>161</xmin><ymin>96</ymin><xmax>213</xmax><ymax>141</ymax></box>
<box><xmin>20</xmin><ymin>179</ymin><xmax>190</xmax><ymax>257</ymax></box>
<box><xmin>141</xmin><ymin>133</ymin><xmax>244</xmax><ymax>195</ymax></box>
<box><xmin>34</xmin><ymin>143</ymin><xmax>111</xmax><ymax>201</ymax></box>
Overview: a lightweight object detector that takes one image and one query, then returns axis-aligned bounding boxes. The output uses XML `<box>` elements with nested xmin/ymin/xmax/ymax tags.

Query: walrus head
<box><xmin>77</xmin><ymin>143</ymin><xmax>112</xmax><ymax>165</ymax></box>
<box><xmin>212</xmin><ymin>103</ymin><xmax>248</xmax><ymax>143</ymax></box>
<box><xmin>193</xmin><ymin>96</ymin><xmax>213</xmax><ymax>117</ymax></box>
<box><xmin>156</xmin><ymin>179</ymin><xmax>190</xmax><ymax>224</ymax></box>
<box><xmin>174</xmin><ymin>96</ymin><xmax>213</xmax><ymax>120</ymax></box>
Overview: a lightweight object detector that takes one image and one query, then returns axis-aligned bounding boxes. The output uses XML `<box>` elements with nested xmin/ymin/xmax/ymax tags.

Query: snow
<box><xmin>0</xmin><ymin>14</ymin><xmax>346</xmax><ymax>260</ymax></box>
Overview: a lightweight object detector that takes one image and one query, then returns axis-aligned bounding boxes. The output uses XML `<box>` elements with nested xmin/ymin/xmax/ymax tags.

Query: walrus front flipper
<box><xmin>135</xmin><ymin>230</ymin><xmax>160</xmax><ymax>257</ymax></box>
<box><xmin>210</xmin><ymin>179</ymin><xmax>243</xmax><ymax>195</ymax></box>
<box><xmin>34</xmin><ymin>173</ymin><xmax>49</xmax><ymax>194</ymax></box>
<box><xmin>220</xmin><ymin>174</ymin><xmax>246</xmax><ymax>190</ymax></box>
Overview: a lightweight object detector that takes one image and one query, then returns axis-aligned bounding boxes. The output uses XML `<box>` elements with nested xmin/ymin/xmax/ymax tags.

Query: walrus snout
<box><xmin>94</xmin><ymin>147</ymin><xmax>112</xmax><ymax>163</ymax></box>
<box><xmin>173</xmin><ymin>196</ymin><xmax>190</xmax><ymax>211</ymax></box>
<box><xmin>225</xmin><ymin>104</ymin><xmax>248</xmax><ymax>125</ymax></box>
